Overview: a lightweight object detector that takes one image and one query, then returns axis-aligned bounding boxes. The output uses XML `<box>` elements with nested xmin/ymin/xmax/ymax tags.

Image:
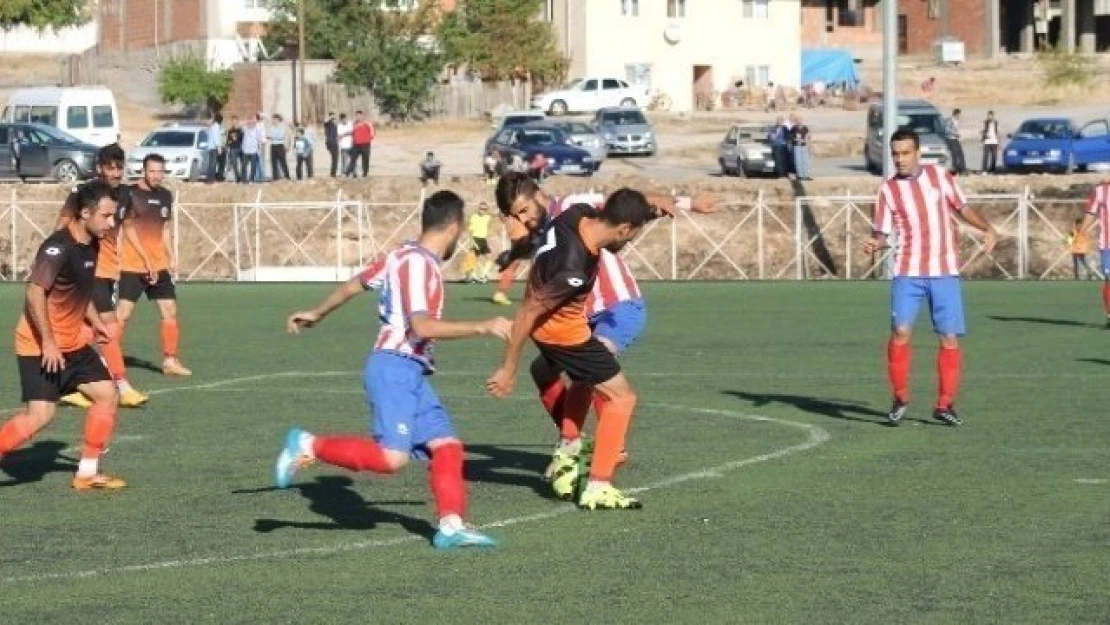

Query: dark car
<box><xmin>484</xmin><ymin>122</ymin><xmax>596</xmax><ymax>176</ymax></box>
<box><xmin>0</xmin><ymin>122</ymin><xmax>98</xmax><ymax>183</ymax></box>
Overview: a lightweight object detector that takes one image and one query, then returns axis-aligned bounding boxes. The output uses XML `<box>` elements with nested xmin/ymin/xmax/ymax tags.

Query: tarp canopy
<box><xmin>801</xmin><ymin>49</ymin><xmax>860</xmax><ymax>87</ymax></box>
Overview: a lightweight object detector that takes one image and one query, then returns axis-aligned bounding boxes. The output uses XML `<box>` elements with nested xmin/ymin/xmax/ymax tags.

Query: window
<box><xmin>0</xmin><ymin>127</ymin><xmax>8</xmax><ymax>144</ymax></box>
<box><xmin>625</xmin><ymin>63</ymin><xmax>652</xmax><ymax>86</ymax></box>
<box><xmin>243</xmin><ymin>0</ymin><xmax>268</xmax><ymax>8</ymax></box>
<box><xmin>667</xmin><ymin>0</ymin><xmax>686</xmax><ymax>18</ymax></box>
<box><xmin>742</xmin><ymin>0</ymin><xmax>769</xmax><ymax>19</ymax></box>
<box><xmin>621</xmin><ymin>0</ymin><xmax>639</xmax><ymax>17</ymax></box>
<box><xmin>745</xmin><ymin>65</ymin><xmax>770</xmax><ymax>87</ymax></box>
<box><xmin>92</xmin><ymin>105</ymin><xmax>114</xmax><ymax>128</ymax></box>
<box><xmin>541</xmin><ymin>0</ymin><xmax>554</xmax><ymax>21</ymax></box>
<box><xmin>725</xmin><ymin>127</ymin><xmax>739</xmax><ymax>144</ymax></box>
<box><xmin>835</xmin><ymin>0</ymin><xmax>864</xmax><ymax>27</ymax></box>
<box><xmin>380</xmin><ymin>0</ymin><xmax>416</xmax><ymax>10</ymax></box>
<box><xmin>140</xmin><ymin>131</ymin><xmax>196</xmax><ymax>148</ymax></box>
<box><xmin>13</xmin><ymin>106</ymin><xmax>30</xmax><ymax>122</ymax></box>
<box><xmin>582</xmin><ymin>79</ymin><xmax>598</xmax><ymax>91</ymax></box>
<box><xmin>602</xmin><ymin>79</ymin><xmax>622</xmax><ymax>90</ymax></box>
<box><xmin>67</xmin><ymin>105</ymin><xmax>89</xmax><ymax>129</ymax></box>
<box><xmin>1080</xmin><ymin>121</ymin><xmax>1109</xmax><ymax>139</ymax></box>
<box><xmin>29</xmin><ymin>106</ymin><xmax>57</xmax><ymax>126</ymax></box>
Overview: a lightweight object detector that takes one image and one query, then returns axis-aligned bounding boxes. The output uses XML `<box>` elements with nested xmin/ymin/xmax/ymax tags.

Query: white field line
<box><xmin>0</xmin><ymin>371</ymin><xmax>830</xmax><ymax>584</ymax></box>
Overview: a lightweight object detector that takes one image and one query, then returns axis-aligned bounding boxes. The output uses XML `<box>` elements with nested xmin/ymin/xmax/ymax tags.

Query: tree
<box><xmin>159</xmin><ymin>55</ymin><xmax>234</xmax><ymax>116</ymax></box>
<box><xmin>267</xmin><ymin>0</ymin><xmax>444</xmax><ymax>121</ymax></box>
<box><xmin>0</xmin><ymin>0</ymin><xmax>86</xmax><ymax>30</ymax></box>
<box><xmin>438</xmin><ymin>0</ymin><xmax>567</xmax><ymax>85</ymax></box>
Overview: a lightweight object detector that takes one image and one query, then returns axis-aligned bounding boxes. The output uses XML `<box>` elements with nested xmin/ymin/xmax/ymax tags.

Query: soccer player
<box><xmin>487</xmin><ymin>189</ymin><xmax>657</xmax><ymax>510</ymax></box>
<box><xmin>116</xmin><ymin>154</ymin><xmax>192</xmax><ymax>377</ymax></box>
<box><xmin>863</xmin><ymin>128</ymin><xmax>997</xmax><ymax>426</ymax></box>
<box><xmin>466</xmin><ymin>201</ymin><xmax>494</xmax><ymax>283</ymax></box>
<box><xmin>0</xmin><ymin>182</ymin><xmax>126</xmax><ymax>490</ymax></box>
<box><xmin>1079</xmin><ymin>180</ymin><xmax>1110</xmax><ymax>326</ymax></box>
<box><xmin>56</xmin><ymin>144</ymin><xmax>148</xmax><ymax>409</ymax></box>
<box><xmin>274</xmin><ymin>190</ymin><xmax>512</xmax><ymax>550</ymax></box>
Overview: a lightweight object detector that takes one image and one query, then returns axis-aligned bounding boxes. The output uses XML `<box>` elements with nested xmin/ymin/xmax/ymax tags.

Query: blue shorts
<box><xmin>364</xmin><ymin>351</ymin><xmax>455</xmax><ymax>458</ymax></box>
<box><xmin>589</xmin><ymin>298</ymin><xmax>647</xmax><ymax>355</ymax></box>
<box><xmin>891</xmin><ymin>276</ymin><xmax>966</xmax><ymax>337</ymax></box>
<box><xmin>1101</xmin><ymin>250</ymin><xmax>1110</xmax><ymax>276</ymax></box>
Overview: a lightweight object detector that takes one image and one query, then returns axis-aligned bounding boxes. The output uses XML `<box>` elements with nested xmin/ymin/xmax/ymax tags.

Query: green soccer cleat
<box><xmin>577</xmin><ymin>484</ymin><xmax>643</xmax><ymax>511</ymax></box>
<box><xmin>550</xmin><ymin>459</ymin><xmax>581</xmax><ymax>501</ymax></box>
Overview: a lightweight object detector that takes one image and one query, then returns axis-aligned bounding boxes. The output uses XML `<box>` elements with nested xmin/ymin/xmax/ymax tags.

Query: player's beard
<box><xmin>443</xmin><ymin>238</ymin><xmax>459</xmax><ymax>261</ymax></box>
<box><xmin>605</xmin><ymin>239</ymin><xmax>630</xmax><ymax>253</ymax></box>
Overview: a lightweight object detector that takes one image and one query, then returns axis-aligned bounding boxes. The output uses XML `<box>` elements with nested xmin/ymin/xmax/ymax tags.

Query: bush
<box><xmin>1038</xmin><ymin>47</ymin><xmax>1096</xmax><ymax>90</ymax></box>
<box><xmin>159</xmin><ymin>55</ymin><xmax>234</xmax><ymax>116</ymax></box>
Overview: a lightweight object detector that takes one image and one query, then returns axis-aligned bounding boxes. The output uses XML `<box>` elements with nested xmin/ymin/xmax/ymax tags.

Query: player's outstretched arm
<box><xmin>286</xmin><ymin>276</ymin><xmax>365</xmax><ymax>333</ymax></box>
<box><xmin>409</xmin><ymin>313</ymin><xmax>511</xmax><ymax>342</ymax></box>
<box><xmin>644</xmin><ymin>192</ymin><xmax>721</xmax><ymax>218</ymax></box>
<box><xmin>487</xmin><ymin>293</ymin><xmax>549</xmax><ymax>398</ymax></box>
<box><xmin>956</xmin><ymin>206</ymin><xmax>998</xmax><ymax>254</ymax></box>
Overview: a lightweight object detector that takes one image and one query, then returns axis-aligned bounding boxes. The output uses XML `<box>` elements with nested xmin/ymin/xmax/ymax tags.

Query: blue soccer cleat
<box><xmin>432</xmin><ymin>527</ymin><xmax>499</xmax><ymax>550</ymax></box>
<box><xmin>274</xmin><ymin>427</ymin><xmax>313</xmax><ymax>489</ymax></box>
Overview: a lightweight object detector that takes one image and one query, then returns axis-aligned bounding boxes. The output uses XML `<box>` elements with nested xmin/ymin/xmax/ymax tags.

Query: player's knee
<box><xmin>891</xmin><ymin>327</ymin><xmax>912</xmax><ymax>343</ymax></box>
<box><xmin>938</xmin><ymin>334</ymin><xmax>959</xmax><ymax>349</ymax></box>
<box><xmin>381</xmin><ymin>449</ymin><xmax>409</xmax><ymax>472</ymax></box>
<box><xmin>83</xmin><ymin>381</ymin><xmax>118</xmax><ymax>406</ymax></box>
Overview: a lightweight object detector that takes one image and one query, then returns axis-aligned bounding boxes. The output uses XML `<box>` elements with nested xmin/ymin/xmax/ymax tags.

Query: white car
<box><xmin>532</xmin><ymin>77</ymin><xmax>649</xmax><ymax>115</ymax></box>
<box><xmin>127</xmin><ymin>124</ymin><xmax>210</xmax><ymax>180</ymax></box>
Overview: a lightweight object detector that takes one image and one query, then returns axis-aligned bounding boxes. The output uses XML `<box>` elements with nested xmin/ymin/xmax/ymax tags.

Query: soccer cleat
<box><xmin>432</xmin><ymin>527</ymin><xmax>498</xmax><ymax>550</ymax></box>
<box><xmin>932</xmin><ymin>406</ymin><xmax>962</xmax><ymax>426</ymax></box>
<box><xmin>274</xmin><ymin>427</ymin><xmax>314</xmax><ymax>489</ymax></box>
<box><xmin>60</xmin><ymin>392</ymin><xmax>92</xmax><ymax>408</ymax></box>
<box><xmin>887</xmin><ymin>399</ymin><xmax>909</xmax><ymax>425</ymax></box>
<box><xmin>71</xmin><ymin>474</ymin><xmax>127</xmax><ymax>490</ymax></box>
<box><xmin>550</xmin><ymin>461</ymin><xmax>581</xmax><ymax>501</ymax></box>
<box><xmin>119</xmin><ymin>388</ymin><xmax>149</xmax><ymax>408</ymax></box>
<box><xmin>491</xmin><ymin>292</ymin><xmax>512</xmax><ymax>306</ymax></box>
<box><xmin>577</xmin><ymin>484</ymin><xmax>643</xmax><ymax>511</ymax></box>
<box><xmin>543</xmin><ymin>448</ymin><xmax>578</xmax><ymax>481</ymax></box>
<box><xmin>162</xmin><ymin>359</ymin><xmax>192</xmax><ymax>377</ymax></box>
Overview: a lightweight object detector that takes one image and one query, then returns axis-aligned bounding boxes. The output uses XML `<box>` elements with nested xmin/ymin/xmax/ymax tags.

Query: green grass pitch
<box><xmin>0</xmin><ymin>281</ymin><xmax>1107</xmax><ymax>624</ymax></box>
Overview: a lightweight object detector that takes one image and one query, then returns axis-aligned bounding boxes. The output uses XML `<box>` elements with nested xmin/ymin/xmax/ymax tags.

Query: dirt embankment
<box><xmin>1</xmin><ymin>173</ymin><xmax>1101</xmax><ymax>281</ymax></box>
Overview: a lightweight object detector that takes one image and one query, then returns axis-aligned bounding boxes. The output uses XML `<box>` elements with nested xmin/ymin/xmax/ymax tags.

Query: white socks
<box><xmin>298</xmin><ymin>431</ymin><xmax>317</xmax><ymax>458</ymax></box>
<box><xmin>438</xmin><ymin>513</ymin><xmax>464</xmax><ymax>535</ymax></box>
<box><xmin>117</xmin><ymin>379</ymin><xmax>133</xmax><ymax>393</ymax></box>
<box><xmin>585</xmin><ymin>479</ymin><xmax>610</xmax><ymax>494</ymax></box>
<box><xmin>558</xmin><ymin>437</ymin><xmax>582</xmax><ymax>456</ymax></box>
<box><xmin>77</xmin><ymin>457</ymin><xmax>99</xmax><ymax>478</ymax></box>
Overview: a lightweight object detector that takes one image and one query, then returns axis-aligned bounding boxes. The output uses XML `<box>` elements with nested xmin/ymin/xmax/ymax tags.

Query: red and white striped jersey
<box><xmin>370</xmin><ymin>242</ymin><xmax>444</xmax><ymax>372</ymax></box>
<box><xmin>873</xmin><ymin>164</ymin><xmax>967</xmax><ymax>277</ymax></box>
<box><xmin>357</xmin><ymin>252</ymin><xmax>387</xmax><ymax>290</ymax></box>
<box><xmin>549</xmin><ymin>193</ymin><xmax>643</xmax><ymax>314</ymax></box>
<box><xmin>1084</xmin><ymin>183</ymin><xmax>1110</xmax><ymax>250</ymax></box>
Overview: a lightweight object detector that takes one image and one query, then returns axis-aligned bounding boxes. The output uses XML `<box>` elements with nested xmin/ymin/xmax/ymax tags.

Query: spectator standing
<box><xmin>205</xmin><ymin>113</ymin><xmax>223</xmax><ymax>182</ymax></box>
<box><xmin>1067</xmin><ymin>218</ymin><xmax>1095</xmax><ymax>280</ymax></box>
<box><xmin>269</xmin><ymin>114</ymin><xmax>291</xmax><ymax>180</ymax></box>
<box><xmin>225</xmin><ymin>116</ymin><xmax>245</xmax><ymax>183</ymax></box>
<box><xmin>337</xmin><ymin>113</ymin><xmax>353</xmax><ymax>177</ymax></box>
<box><xmin>528</xmin><ymin>152</ymin><xmax>547</xmax><ymax>182</ymax></box>
<box><xmin>346</xmin><ymin>110</ymin><xmax>375</xmax><ymax>177</ymax></box>
<box><xmin>323</xmin><ymin>112</ymin><xmax>339</xmax><ymax>177</ymax></box>
<box><xmin>981</xmin><ymin>111</ymin><xmax>1001</xmax><ymax>174</ymax></box>
<box><xmin>420</xmin><ymin>151</ymin><xmax>441</xmax><ymax>186</ymax></box>
<box><xmin>789</xmin><ymin>113</ymin><xmax>812</xmax><ymax>181</ymax></box>
<box><xmin>944</xmin><ymin>108</ymin><xmax>967</xmax><ymax>175</ymax></box>
<box><xmin>483</xmin><ymin>149</ymin><xmax>500</xmax><ymax>185</ymax></box>
<box><xmin>252</xmin><ymin>114</ymin><xmax>267</xmax><ymax>182</ymax></box>
<box><xmin>242</xmin><ymin>117</ymin><xmax>262</xmax><ymax>184</ymax></box>
<box><xmin>294</xmin><ymin>125</ymin><xmax>314</xmax><ymax>180</ymax></box>
<box><xmin>770</xmin><ymin>116</ymin><xmax>789</xmax><ymax>178</ymax></box>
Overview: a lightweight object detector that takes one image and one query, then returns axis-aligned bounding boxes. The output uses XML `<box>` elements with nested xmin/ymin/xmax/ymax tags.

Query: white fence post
<box><xmin>1019</xmin><ymin>186</ymin><xmax>1030</xmax><ymax>280</ymax></box>
<box><xmin>253</xmin><ymin>188</ymin><xmax>263</xmax><ymax>282</ymax></box>
<box><xmin>670</xmin><ymin>213</ymin><xmax>677</xmax><ymax>280</ymax></box>
<box><xmin>9</xmin><ymin>188</ymin><xmax>17</xmax><ymax>279</ymax></box>
<box><xmin>233</xmin><ymin>203</ymin><xmax>241</xmax><ymax>279</ymax></box>
<box><xmin>845</xmin><ymin>191</ymin><xmax>853</xmax><ymax>279</ymax></box>
<box><xmin>756</xmin><ymin>190</ymin><xmax>765</xmax><ymax>280</ymax></box>
<box><xmin>172</xmin><ymin>187</ymin><xmax>181</xmax><ymax>276</ymax></box>
<box><xmin>794</xmin><ymin>197</ymin><xmax>803</xmax><ymax>280</ymax></box>
<box><xmin>335</xmin><ymin>189</ymin><xmax>344</xmax><ymax>278</ymax></box>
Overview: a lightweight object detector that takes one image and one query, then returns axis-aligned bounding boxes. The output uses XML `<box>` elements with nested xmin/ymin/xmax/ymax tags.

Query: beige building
<box><xmin>544</xmin><ymin>0</ymin><xmax>801</xmax><ymax>112</ymax></box>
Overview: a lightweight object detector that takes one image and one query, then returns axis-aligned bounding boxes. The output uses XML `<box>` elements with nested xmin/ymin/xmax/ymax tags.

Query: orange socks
<box><xmin>100</xmin><ymin>321</ymin><xmax>127</xmax><ymax>381</ymax></box>
<box><xmin>0</xmin><ymin>413</ymin><xmax>44</xmax><ymax>454</ymax></box>
<box><xmin>589</xmin><ymin>394</ymin><xmax>636</xmax><ymax>482</ymax></box>
<box><xmin>81</xmin><ymin>405</ymin><xmax>117</xmax><ymax>459</ymax></box>
<box><xmin>560</xmin><ymin>383</ymin><xmax>593</xmax><ymax>441</ymax></box>
<box><xmin>161</xmin><ymin>319</ymin><xmax>180</xmax><ymax>359</ymax></box>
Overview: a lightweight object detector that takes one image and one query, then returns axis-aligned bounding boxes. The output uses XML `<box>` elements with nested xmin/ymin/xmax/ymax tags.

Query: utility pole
<box><xmin>297</xmin><ymin>0</ymin><xmax>307</xmax><ymax>123</ymax></box>
<box><xmin>881</xmin><ymin>0</ymin><xmax>898</xmax><ymax>179</ymax></box>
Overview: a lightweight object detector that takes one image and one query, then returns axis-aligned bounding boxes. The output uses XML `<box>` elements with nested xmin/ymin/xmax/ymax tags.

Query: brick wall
<box><xmin>901</xmin><ymin>0</ymin><xmax>988</xmax><ymax>56</ymax></box>
<box><xmin>98</xmin><ymin>0</ymin><xmax>206</xmax><ymax>53</ymax></box>
<box><xmin>226</xmin><ymin>64</ymin><xmax>262</xmax><ymax>119</ymax></box>
<box><xmin>801</xmin><ymin>5</ymin><xmax>882</xmax><ymax>47</ymax></box>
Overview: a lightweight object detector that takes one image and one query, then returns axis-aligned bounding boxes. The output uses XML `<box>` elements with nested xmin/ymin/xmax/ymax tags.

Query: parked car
<box><xmin>1002</xmin><ymin>117</ymin><xmax>1110</xmax><ymax>173</ymax></box>
<box><xmin>490</xmin><ymin>110</ymin><xmax>546</xmax><ymax>131</ymax></box>
<box><xmin>718</xmin><ymin>123</ymin><xmax>777</xmax><ymax>177</ymax></box>
<box><xmin>549</xmin><ymin>120</ymin><xmax>607</xmax><ymax>168</ymax></box>
<box><xmin>593</xmin><ymin>107</ymin><xmax>655</xmax><ymax>156</ymax></box>
<box><xmin>864</xmin><ymin>99</ymin><xmax>952</xmax><ymax>173</ymax></box>
<box><xmin>127</xmin><ymin>124</ymin><xmax>209</xmax><ymax>180</ymax></box>
<box><xmin>484</xmin><ymin>122</ymin><xmax>596</xmax><ymax>176</ymax></box>
<box><xmin>0</xmin><ymin>122</ymin><xmax>98</xmax><ymax>183</ymax></box>
<box><xmin>532</xmin><ymin>77</ymin><xmax>649</xmax><ymax>115</ymax></box>
<box><xmin>2</xmin><ymin>86</ymin><xmax>120</xmax><ymax>147</ymax></box>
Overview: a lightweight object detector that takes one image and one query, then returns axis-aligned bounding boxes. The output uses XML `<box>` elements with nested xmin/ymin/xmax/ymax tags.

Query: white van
<box><xmin>1</xmin><ymin>86</ymin><xmax>120</xmax><ymax>147</ymax></box>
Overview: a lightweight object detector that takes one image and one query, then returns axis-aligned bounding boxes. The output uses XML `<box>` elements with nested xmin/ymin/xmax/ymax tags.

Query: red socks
<box><xmin>936</xmin><ymin>346</ymin><xmax>962</xmax><ymax>410</ymax></box>
<box><xmin>560</xmin><ymin>383</ymin><xmax>592</xmax><ymax>441</ymax></box>
<box><xmin>0</xmin><ymin>413</ymin><xmax>42</xmax><ymax>454</ymax></box>
<box><xmin>101</xmin><ymin>321</ymin><xmax>127</xmax><ymax>381</ymax></box>
<box><xmin>313</xmin><ymin>436</ymin><xmax>396</xmax><ymax>473</ymax></box>
<box><xmin>886</xmin><ymin>338</ymin><xmax>911</xmax><ymax>403</ymax></box>
<box><xmin>428</xmin><ymin>442</ymin><xmax>467</xmax><ymax>519</ymax></box>
<box><xmin>1102</xmin><ymin>283</ymin><xmax>1110</xmax><ymax>316</ymax></box>
<box><xmin>539</xmin><ymin>379</ymin><xmax>567</xmax><ymax>430</ymax></box>
<box><xmin>161</xmin><ymin>319</ymin><xmax>180</xmax><ymax>359</ymax></box>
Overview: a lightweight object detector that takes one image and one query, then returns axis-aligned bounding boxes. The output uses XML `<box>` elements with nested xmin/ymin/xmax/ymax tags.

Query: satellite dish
<box><xmin>664</xmin><ymin>23</ymin><xmax>682</xmax><ymax>44</ymax></box>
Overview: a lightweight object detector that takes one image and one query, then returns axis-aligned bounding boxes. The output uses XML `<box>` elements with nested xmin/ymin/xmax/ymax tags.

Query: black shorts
<box><xmin>119</xmin><ymin>270</ymin><xmax>176</xmax><ymax>302</ymax></box>
<box><xmin>17</xmin><ymin>345</ymin><xmax>112</xmax><ymax>403</ymax></box>
<box><xmin>472</xmin><ymin>238</ymin><xmax>490</xmax><ymax>255</ymax></box>
<box><xmin>91</xmin><ymin>277</ymin><xmax>117</xmax><ymax>313</ymax></box>
<box><xmin>533</xmin><ymin>337</ymin><xmax>621</xmax><ymax>387</ymax></box>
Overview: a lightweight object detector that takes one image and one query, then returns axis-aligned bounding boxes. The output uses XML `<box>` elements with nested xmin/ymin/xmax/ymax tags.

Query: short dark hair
<box><xmin>889</xmin><ymin>128</ymin><xmax>920</xmax><ymax>148</ymax></box>
<box><xmin>213</xmin><ymin>113</ymin><xmax>224</xmax><ymax>124</ymax></box>
<box><xmin>494</xmin><ymin>171</ymin><xmax>539</xmax><ymax>216</ymax></box>
<box><xmin>355</xmin><ymin>110</ymin><xmax>364</xmax><ymax>116</ymax></box>
<box><xmin>422</xmin><ymin>190</ymin><xmax>465</xmax><ymax>232</ymax></box>
<box><xmin>143</xmin><ymin>153</ymin><xmax>166</xmax><ymax>169</ymax></box>
<box><xmin>97</xmin><ymin>143</ymin><xmax>125</xmax><ymax>167</ymax></box>
<box><xmin>599</xmin><ymin>188</ymin><xmax>654</xmax><ymax>228</ymax></box>
<box><xmin>76</xmin><ymin>179</ymin><xmax>116</xmax><ymax>213</ymax></box>
<box><xmin>953</xmin><ymin>108</ymin><xmax>961</xmax><ymax>116</ymax></box>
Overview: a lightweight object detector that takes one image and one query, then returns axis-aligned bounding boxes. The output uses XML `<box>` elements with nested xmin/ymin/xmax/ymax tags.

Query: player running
<box><xmin>274</xmin><ymin>190</ymin><xmax>512</xmax><ymax>550</ymax></box>
<box><xmin>0</xmin><ymin>182</ymin><xmax>127</xmax><ymax>490</ymax></box>
<box><xmin>1079</xmin><ymin>180</ymin><xmax>1110</xmax><ymax>327</ymax></box>
<box><xmin>57</xmin><ymin>144</ymin><xmax>149</xmax><ymax>409</ymax></box>
<box><xmin>863</xmin><ymin>128</ymin><xmax>997</xmax><ymax>426</ymax></box>
<box><xmin>116</xmin><ymin>154</ymin><xmax>192</xmax><ymax>377</ymax></box>
<box><xmin>487</xmin><ymin>188</ymin><xmax>657</xmax><ymax>510</ymax></box>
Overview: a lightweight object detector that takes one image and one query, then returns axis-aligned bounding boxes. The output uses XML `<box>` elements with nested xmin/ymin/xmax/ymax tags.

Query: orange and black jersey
<box><xmin>14</xmin><ymin>228</ymin><xmax>98</xmax><ymax>356</ymax></box>
<box><xmin>121</xmin><ymin>184</ymin><xmax>173</xmax><ymax>272</ymax></box>
<box><xmin>527</xmin><ymin>203</ymin><xmax>600</xmax><ymax>347</ymax></box>
<box><xmin>60</xmin><ymin>182</ymin><xmax>129</xmax><ymax>280</ymax></box>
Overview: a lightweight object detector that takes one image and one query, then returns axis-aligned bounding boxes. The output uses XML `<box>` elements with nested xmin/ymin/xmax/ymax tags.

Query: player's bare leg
<box><xmin>578</xmin><ymin>372</ymin><xmax>642</xmax><ymax>510</ymax></box>
<box><xmin>886</xmin><ymin>326</ymin><xmax>912</xmax><ymax>425</ymax></box>
<box><xmin>71</xmin><ymin>379</ymin><xmax>126</xmax><ymax>490</ymax></box>
<box><xmin>933</xmin><ymin>334</ymin><xmax>962</xmax><ymax>426</ymax></box>
<box><xmin>156</xmin><ymin>298</ymin><xmax>191</xmax><ymax>376</ymax></box>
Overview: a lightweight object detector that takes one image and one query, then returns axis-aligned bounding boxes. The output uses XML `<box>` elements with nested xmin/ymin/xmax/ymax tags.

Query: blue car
<box><xmin>484</xmin><ymin>122</ymin><xmax>596</xmax><ymax>176</ymax></box>
<box><xmin>1003</xmin><ymin>117</ymin><xmax>1110</xmax><ymax>173</ymax></box>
